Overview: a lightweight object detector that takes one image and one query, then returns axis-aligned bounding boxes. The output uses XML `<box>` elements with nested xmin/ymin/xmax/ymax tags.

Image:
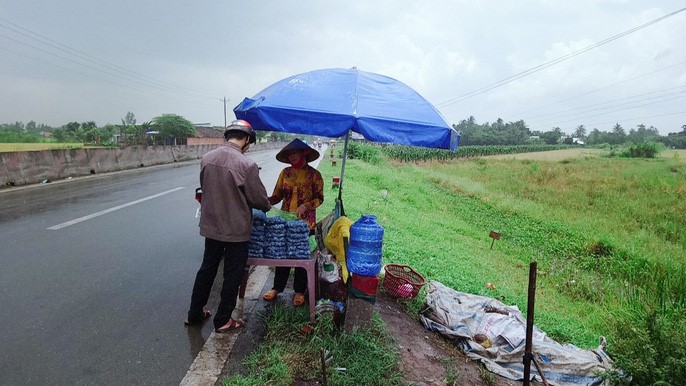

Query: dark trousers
<box><xmin>272</xmin><ymin>267</ymin><xmax>307</xmax><ymax>294</ymax></box>
<box><xmin>188</xmin><ymin>238</ymin><xmax>248</xmax><ymax>329</ymax></box>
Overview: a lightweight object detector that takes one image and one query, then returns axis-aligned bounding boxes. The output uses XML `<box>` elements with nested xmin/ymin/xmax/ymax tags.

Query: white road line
<box><xmin>47</xmin><ymin>187</ymin><xmax>185</xmax><ymax>230</ymax></box>
<box><xmin>180</xmin><ymin>266</ymin><xmax>271</xmax><ymax>386</ymax></box>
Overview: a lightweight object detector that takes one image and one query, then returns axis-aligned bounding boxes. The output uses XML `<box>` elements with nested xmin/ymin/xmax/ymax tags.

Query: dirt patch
<box><xmin>376</xmin><ymin>291</ymin><xmax>519</xmax><ymax>386</ymax></box>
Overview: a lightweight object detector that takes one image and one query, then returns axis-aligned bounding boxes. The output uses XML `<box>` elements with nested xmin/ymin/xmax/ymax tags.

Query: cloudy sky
<box><xmin>1</xmin><ymin>1</ymin><xmax>684</xmax><ymax>135</ymax></box>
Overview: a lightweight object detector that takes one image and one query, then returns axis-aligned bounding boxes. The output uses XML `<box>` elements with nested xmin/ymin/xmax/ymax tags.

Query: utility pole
<box><xmin>221</xmin><ymin>96</ymin><xmax>229</xmax><ymax>127</ymax></box>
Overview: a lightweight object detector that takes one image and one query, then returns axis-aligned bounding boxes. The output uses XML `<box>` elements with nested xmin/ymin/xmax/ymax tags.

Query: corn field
<box><xmin>380</xmin><ymin>144</ymin><xmax>572</xmax><ymax>162</ymax></box>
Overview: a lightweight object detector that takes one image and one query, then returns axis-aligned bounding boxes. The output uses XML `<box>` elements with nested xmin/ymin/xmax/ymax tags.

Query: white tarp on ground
<box><xmin>419</xmin><ymin>281</ymin><xmax>613</xmax><ymax>386</ymax></box>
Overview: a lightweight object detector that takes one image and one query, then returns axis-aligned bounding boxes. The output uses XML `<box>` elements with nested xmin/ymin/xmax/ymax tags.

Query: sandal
<box><xmin>293</xmin><ymin>293</ymin><xmax>306</xmax><ymax>307</ymax></box>
<box><xmin>263</xmin><ymin>289</ymin><xmax>279</xmax><ymax>301</ymax></box>
<box><xmin>215</xmin><ymin>318</ymin><xmax>244</xmax><ymax>333</ymax></box>
<box><xmin>184</xmin><ymin>309</ymin><xmax>212</xmax><ymax>326</ymax></box>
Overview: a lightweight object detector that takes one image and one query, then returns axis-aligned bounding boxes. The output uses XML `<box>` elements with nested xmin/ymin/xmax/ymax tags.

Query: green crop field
<box><xmin>315</xmin><ymin>144</ymin><xmax>686</xmax><ymax>384</ymax></box>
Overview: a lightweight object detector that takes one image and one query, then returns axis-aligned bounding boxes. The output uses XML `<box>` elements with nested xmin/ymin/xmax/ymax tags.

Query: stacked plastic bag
<box><xmin>286</xmin><ymin>220</ymin><xmax>311</xmax><ymax>259</ymax></box>
<box><xmin>248</xmin><ymin>216</ymin><xmax>266</xmax><ymax>257</ymax></box>
<box><xmin>248</xmin><ymin>215</ymin><xmax>311</xmax><ymax>259</ymax></box>
<box><xmin>264</xmin><ymin>216</ymin><xmax>288</xmax><ymax>259</ymax></box>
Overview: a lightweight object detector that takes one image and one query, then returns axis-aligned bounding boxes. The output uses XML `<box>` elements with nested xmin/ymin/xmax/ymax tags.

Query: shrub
<box><xmin>347</xmin><ymin>142</ymin><xmax>382</xmax><ymax>164</ymax></box>
<box><xmin>610</xmin><ymin>307</ymin><xmax>686</xmax><ymax>385</ymax></box>
<box><xmin>620</xmin><ymin>142</ymin><xmax>659</xmax><ymax>158</ymax></box>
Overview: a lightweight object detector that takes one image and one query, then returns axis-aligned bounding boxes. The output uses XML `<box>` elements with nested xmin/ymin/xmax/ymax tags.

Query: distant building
<box><xmin>188</xmin><ymin>126</ymin><xmax>225</xmax><ymax>146</ymax></box>
<box><xmin>351</xmin><ymin>132</ymin><xmax>365</xmax><ymax>141</ymax></box>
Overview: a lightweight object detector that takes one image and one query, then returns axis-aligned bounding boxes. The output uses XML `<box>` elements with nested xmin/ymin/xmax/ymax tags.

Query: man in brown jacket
<box><xmin>185</xmin><ymin>120</ymin><xmax>271</xmax><ymax>333</ymax></box>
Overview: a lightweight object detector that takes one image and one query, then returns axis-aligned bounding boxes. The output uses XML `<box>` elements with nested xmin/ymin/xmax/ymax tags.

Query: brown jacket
<box><xmin>199</xmin><ymin>142</ymin><xmax>270</xmax><ymax>242</ymax></box>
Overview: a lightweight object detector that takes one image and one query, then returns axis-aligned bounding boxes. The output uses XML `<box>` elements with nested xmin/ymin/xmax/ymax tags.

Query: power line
<box><xmin>527</xmin><ymin>93</ymin><xmax>684</xmax><ymax>129</ymax></box>
<box><xmin>0</xmin><ymin>44</ymin><xmax>216</xmax><ymax>107</ymax></box>
<box><xmin>0</xmin><ymin>16</ymin><xmax>217</xmax><ymax>101</ymax></box>
<box><xmin>513</xmin><ymin>60</ymin><xmax>686</xmax><ymax>117</ymax></box>
<box><xmin>436</xmin><ymin>7</ymin><xmax>686</xmax><ymax>108</ymax></box>
<box><xmin>523</xmin><ymin>86</ymin><xmax>686</xmax><ymax>123</ymax></box>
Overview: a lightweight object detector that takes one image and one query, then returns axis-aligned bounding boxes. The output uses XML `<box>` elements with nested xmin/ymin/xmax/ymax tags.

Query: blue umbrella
<box><xmin>234</xmin><ymin>67</ymin><xmax>459</xmax><ymax>151</ymax></box>
<box><xmin>234</xmin><ymin>67</ymin><xmax>460</xmax><ymax>214</ymax></box>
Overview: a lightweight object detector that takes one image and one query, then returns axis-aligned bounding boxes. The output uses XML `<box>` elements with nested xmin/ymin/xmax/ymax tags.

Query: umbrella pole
<box><xmin>338</xmin><ymin>130</ymin><xmax>351</xmax><ymax>202</ymax></box>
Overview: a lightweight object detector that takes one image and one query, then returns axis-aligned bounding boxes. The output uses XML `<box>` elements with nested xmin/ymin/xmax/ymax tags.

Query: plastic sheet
<box><xmin>420</xmin><ymin>281</ymin><xmax>614</xmax><ymax>386</ymax></box>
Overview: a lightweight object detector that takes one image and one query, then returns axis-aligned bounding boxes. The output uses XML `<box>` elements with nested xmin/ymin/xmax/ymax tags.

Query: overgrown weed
<box><xmin>221</xmin><ymin>304</ymin><xmax>403</xmax><ymax>386</ymax></box>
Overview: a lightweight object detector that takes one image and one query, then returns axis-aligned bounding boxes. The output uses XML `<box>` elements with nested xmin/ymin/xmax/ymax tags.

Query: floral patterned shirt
<box><xmin>270</xmin><ymin>165</ymin><xmax>324</xmax><ymax>229</ymax></box>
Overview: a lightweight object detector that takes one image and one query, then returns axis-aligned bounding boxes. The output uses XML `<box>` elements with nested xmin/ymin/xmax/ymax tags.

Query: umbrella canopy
<box><xmin>234</xmin><ymin>67</ymin><xmax>460</xmax><ymax>151</ymax></box>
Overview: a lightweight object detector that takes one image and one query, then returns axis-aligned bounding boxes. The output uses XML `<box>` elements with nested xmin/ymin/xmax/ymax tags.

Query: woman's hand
<box><xmin>296</xmin><ymin>204</ymin><xmax>308</xmax><ymax>218</ymax></box>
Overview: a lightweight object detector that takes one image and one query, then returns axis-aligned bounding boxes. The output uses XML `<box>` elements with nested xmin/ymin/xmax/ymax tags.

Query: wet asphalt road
<box><xmin>0</xmin><ymin>146</ymin><xmax>303</xmax><ymax>385</ymax></box>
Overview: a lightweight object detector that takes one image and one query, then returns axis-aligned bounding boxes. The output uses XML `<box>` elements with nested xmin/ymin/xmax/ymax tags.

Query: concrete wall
<box><xmin>1</xmin><ymin>142</ymin><xmax>285</xmax><ymax>188</ymax></box>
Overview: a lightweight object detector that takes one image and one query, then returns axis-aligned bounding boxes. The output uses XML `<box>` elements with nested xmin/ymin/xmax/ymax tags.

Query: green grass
<box><xmin>223</xmin><ymin>144</ymin><xmax>686</xmax><ymax>384</ymax></box>
<box><xmin>322</xmin><ymin>145</ymin><xmax>686</xmax><ymax>382</ymax></box>
<box><xmin>0</xmin><ymin>142</ymin><xmax>85</xmax><ymax>152</ymax></box>
<box><xmin>220</xmin><ymin>304</ymin><xmax>403</xmax><ymax>386</ymax></box>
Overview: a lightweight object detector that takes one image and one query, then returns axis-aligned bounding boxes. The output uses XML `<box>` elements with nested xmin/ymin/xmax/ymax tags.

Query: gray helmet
<box><xmin>224</xmin><ymin>119</ymin><xmax>256</xmax><ymax>144</ymax></box>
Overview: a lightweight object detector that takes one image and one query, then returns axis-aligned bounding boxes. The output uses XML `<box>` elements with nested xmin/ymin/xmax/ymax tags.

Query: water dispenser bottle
<box><xmin>346</xmin><ymin>215</ymin><xmax>384</xmax><ymax>276</ymax></box>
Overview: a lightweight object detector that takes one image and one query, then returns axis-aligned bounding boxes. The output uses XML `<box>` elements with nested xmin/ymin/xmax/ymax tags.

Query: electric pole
<box><xmin>221</xmin><ymin>96</ymin><xmax>229</xmax><ymax>127</ymax></box>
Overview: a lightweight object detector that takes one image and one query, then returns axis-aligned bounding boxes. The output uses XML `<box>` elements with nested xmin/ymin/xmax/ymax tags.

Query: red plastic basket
<box><xmin>383</xmin><ymin>264</ymin><xmax>426</xmax><ymax>299</ymax></box>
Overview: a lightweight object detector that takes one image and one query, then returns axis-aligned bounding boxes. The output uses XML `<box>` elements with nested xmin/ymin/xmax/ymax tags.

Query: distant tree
<box><xmin>609</xmin><ymin>123</ymin><xmax>626</xmax><ymax>145</ymax></box>
<box><xmin>99</xmin><ymin>124</ymin><xmax>119</xmax><ymax>145</ymax></box>
<box><xmin>255</xmin><ymin>131</ymin><xmax>268</xmax><ymax>142</ymax></box>
<box><xmin>453</xmin><ymin>116</ymin><xmax>479</xmax><ymax>144</ymax></box>
<box><xmin>540</xmin><ymin>127</ymin><xmax>563</xmax><ymax>144</ymax></box>
<box><xmin>453</xmin><ymin>116</ymin><xmax>530</xmax><ymax>145</ymax></box>
<box><xmin>122</xmin><ymin>112</ymin><xmax>136</xmax><ymax>126</ymax></box>
<box><xmin>81</xmin><ymin>121</ymin><xmax>97</xmax><ymax>130</ymax></box>
<box><xmin>627</xmin><ymin>124</ymin><xmax>660</xmax><ymax>144</ymax></box>
<box><xmin>37</xmin><ymin>123</ymin><xmax>53</xmax><ymax>132</ymax></box>
<box><xmin>573</xmin><ymin>125</ymin><xmax>587</xmax><ymax>140</ymax></box>
<box><xmin>84</xmin><ymin>127</ymin><xmax>101</xmax><ymax>144</ymax></box>
<box><xmin>2</xmin><ymin>121</ymin><xmax>24</xmax><ymax>132</ymax></box>
<box><xmin>152</xmin><ymin>114</ymin><xmax>195</xmax><ymax>145</ymax></box>
<box><xmin>126</xmin><ymin>121</ymin><xmax>151</xmax><ymax>146</ymax></box>
<box><xmin>586</xmin><ymin>128</ymin><xmax>605</xmax><ymax>145</ymax></box>
<box><xmin>64</xmin><ymin>122</ymin><xmax>80</xmax><ymax>133</ymax></box>
<box><xmin>25</xmin><ymin>121</ymin><xmax>37</xmax><ymax>132</ymax></box>
<box><xmin>52</xmin><ymin>128</ymin><xmax>68</xmax><ymax>142</ymax></box>
<box><xmin>503</xmin><ymin>120</ymin><xmax>530</xmax><ymax>145</ymax></box>
<box><xmin>662</xmin><ymin>125</ymin><xmax>686</xmax><ymax>149</ymax></box>
<box><xmin>268</xmin><ymin>131</ymin><xmax>291</xmax><ymax>142</ymax></box>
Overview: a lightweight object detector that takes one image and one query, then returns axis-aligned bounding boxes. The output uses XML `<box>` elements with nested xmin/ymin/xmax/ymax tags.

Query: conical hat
<box><xmin>275</xmin><ymin>138</ymin><xmax>320</xmax><ymax>163</ymax></box>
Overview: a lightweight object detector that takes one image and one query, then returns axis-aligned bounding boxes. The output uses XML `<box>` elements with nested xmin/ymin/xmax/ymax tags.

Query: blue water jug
<box><xmin>347</xmin><ymin>215</ymin><xmax>384</xmax><ymax>276</ymax></box>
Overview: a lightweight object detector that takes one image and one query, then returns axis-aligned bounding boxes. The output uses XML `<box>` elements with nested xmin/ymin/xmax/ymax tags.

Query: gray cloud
<box><xmin>1</xmin><ymin>0</ymin><xmax>684</xmax><ymax>134</ymax></box>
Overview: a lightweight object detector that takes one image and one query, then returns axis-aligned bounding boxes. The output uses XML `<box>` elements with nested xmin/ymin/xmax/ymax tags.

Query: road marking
<box><xmin>47</xmin><ymin>187</ymin><xmax>185</xmax><ymax>230</ymax></box>
<box><xmin>180</xmin><ymin>266</ymin><xmax>270</xmax><ymax>386</ymax></box>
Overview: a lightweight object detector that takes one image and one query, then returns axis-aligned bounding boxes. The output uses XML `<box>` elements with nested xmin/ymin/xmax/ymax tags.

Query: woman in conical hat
<box><xmin>264</xmin><ymin>138</ymin><xmax>324</xmax><ymax>306</ymax></box>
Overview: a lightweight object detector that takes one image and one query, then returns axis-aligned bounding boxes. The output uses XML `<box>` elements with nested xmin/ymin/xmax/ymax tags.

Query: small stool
<box><xmin>332</xmin><ymin>176</ymin><xmax>340</xmax><ymax>189</ymax></box>
<box><xmin>239</xmin><ymin>255</ymin><xmax>319</xmax><ymax>322</ymax></box>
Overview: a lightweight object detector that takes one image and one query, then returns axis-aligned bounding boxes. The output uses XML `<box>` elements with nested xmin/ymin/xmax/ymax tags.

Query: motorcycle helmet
<box><xmin>224</xmin><ymin>119</ymin><xmax>256</xmax><ymax>144</ymax></box>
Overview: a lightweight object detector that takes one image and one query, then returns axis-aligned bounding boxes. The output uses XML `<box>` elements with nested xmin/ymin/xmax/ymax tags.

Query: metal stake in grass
<box><xmin>489</xmin><ymin>231</ymin><xmax>501</xmax><ymax>250</ymax></box>
<box><xmin>523</xmin><ymin>262</ymin><xmax>551</xmax><ymax>386</ymax></box>
<box><xmin>320</xmin><ymin>348</ymin><xmax>333</xmax><ymax>386</ymax></box>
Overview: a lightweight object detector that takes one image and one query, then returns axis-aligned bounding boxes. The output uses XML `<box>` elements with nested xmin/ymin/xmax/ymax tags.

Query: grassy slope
<box><xmin>318</xmin><ymin>148</ymin><xmax>686</xmax><ymax>349</ymax></box>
